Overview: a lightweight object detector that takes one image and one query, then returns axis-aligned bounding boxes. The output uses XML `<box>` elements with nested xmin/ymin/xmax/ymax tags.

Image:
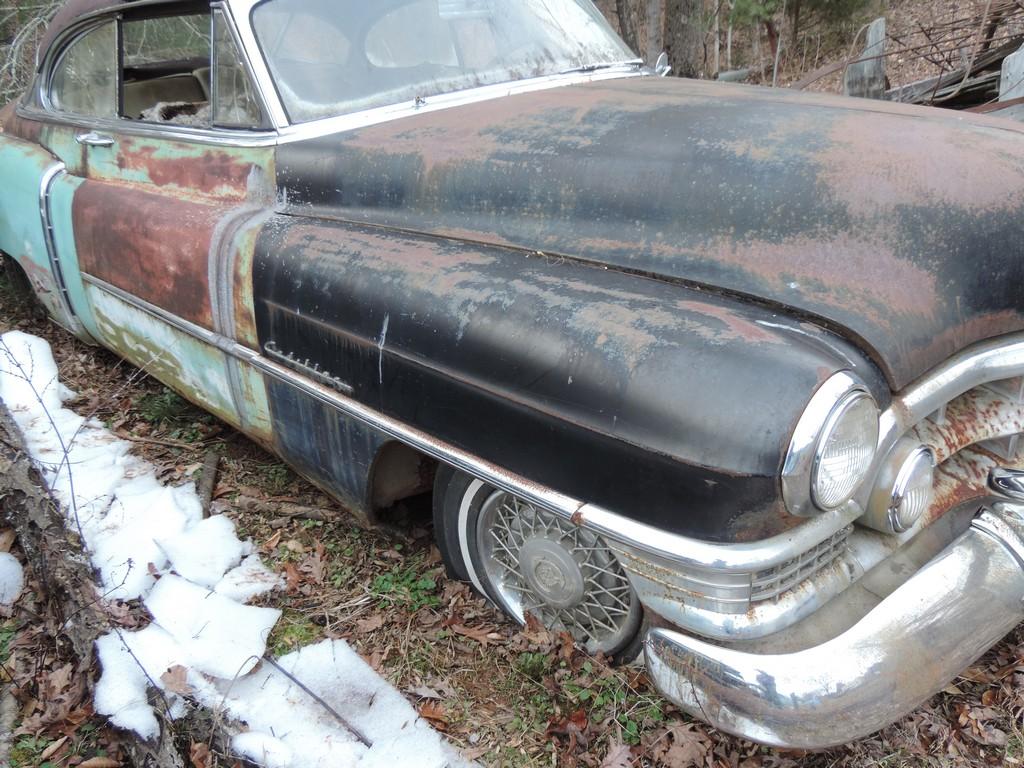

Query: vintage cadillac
<box><xmin>3</xmin><ymin>0</ymin><xmax>1024</xmax><ymax>749</ymax></box>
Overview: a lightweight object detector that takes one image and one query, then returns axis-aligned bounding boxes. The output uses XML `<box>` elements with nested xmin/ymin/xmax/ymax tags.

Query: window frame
<box><xmin>33</xmin><ymin>2</ymin><xmax>276</xmax><ymax>144</ymax></box>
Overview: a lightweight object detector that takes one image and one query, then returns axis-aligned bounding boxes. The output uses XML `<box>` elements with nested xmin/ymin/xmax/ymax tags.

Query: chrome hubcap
<box><xmin>519</xmin><ymin>537</ymin><xmax>586</xmax><ymax>609</ymax></box>
<box><xmin>476</xmin><ymin>491</ymin><xmax>641</xmax><ymax>654</ymax></box>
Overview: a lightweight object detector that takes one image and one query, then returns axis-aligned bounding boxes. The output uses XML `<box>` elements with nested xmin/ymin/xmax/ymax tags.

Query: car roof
<box><xmin>39</xmin><ymin>0</ymin><xmax>201</xmax><ymax>63</ymax></box>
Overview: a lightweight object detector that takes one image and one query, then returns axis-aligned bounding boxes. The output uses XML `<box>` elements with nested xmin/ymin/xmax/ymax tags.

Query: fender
<box><xmin>0</xmin><ymin>133</ymin><xmax>94</xmax><ymax>342</ymax></box>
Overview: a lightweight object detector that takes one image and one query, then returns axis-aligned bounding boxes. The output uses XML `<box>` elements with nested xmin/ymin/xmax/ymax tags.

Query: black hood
<box><xmin>276</xmin><ymin>75</ymin><xmax>1024</xmax><ymax>391</ymax></box>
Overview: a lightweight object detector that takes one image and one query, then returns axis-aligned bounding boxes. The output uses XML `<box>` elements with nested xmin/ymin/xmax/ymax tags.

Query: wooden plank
<box><xmin>888</xmin><ymin>36</ymin><xmax>1024</xmax><ymax>104</ymax></box>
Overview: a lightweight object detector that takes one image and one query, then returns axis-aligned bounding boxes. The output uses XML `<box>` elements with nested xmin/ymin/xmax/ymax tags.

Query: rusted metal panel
<box><xmin>914</xmin><ymin>386</ymin><xmax>1024</xmax><ymax>463</ymax></box>
<box><xmin>73</xmin><ymin>180</ymin><xmax>220</xmax><ymax>329</ymax></box>
<box><xmin>87</xmin><ymin>135</ymin><xmax>270</xmax><ymax>201</ymax></box>
<box><xmin>265</xmin><ymin>374</ymin><xmax>389</xmax><ymax>528</ymax></box>
<box><xmin>252</xmin><ymin>215</ymin><xmax>885</xmax><ymax>542</ymax></box>
<box><xmin>276</xmin><ymin>76</ymin><xmax>1024</xmax><ymax>391</ymax></box>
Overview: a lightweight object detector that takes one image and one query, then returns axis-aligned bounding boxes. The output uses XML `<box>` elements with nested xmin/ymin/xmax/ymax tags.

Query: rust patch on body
<box><xmin>73</xmin><ymin>181</ymin><xmax>220</xmax><ymax>329</ymax></box>
<box><xmin>818</xmin><ymin>112</ymin><xmax>1024</xmax><ymax>220</ymax></box>
<box><xmin>112</xmin><ymin>139</ymin><xmax>259</xmax><ymax>199</ymax></box>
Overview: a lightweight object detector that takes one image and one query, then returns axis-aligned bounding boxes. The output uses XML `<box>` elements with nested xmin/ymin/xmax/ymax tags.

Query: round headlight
<box><xmin>888</xmin><ymin>446</ymin><xmax>935</xmax><ymax>532</ymax></box>
<box><xmin>811</xmin><ymin>390</ymin><xmax>880</xmax><ymax>510</ymax></box>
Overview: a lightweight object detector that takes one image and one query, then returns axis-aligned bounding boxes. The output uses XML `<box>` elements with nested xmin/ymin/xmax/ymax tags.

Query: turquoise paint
<box><xmin>48</xmin><ymin>173</ymin><xmax>102</xmax><ymax>342</ymax></box>
<box><xmin>0</xmin><ymin>135</ymin><xmax>75</xmax><ymax>327</ymax></box>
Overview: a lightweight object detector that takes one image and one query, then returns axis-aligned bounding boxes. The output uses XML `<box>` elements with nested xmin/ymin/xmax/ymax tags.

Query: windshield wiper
<box><xmin>560</xmin><ymin>59</ymin><xmax>644</xmax><ymax>75</ymax></box>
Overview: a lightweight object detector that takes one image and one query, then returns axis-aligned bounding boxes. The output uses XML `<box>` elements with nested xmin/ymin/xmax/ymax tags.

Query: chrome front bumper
<box><xmin>644</xmin><ymin>501</ymin><xmax>1024</xmax><ymax>749</ymax></box>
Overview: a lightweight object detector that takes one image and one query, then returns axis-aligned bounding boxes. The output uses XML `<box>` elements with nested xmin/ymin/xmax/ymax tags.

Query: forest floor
<box><xmin>0</xmin><ymin>271</ymin><xmax>1022</xmax><ymax>768</ymax></box>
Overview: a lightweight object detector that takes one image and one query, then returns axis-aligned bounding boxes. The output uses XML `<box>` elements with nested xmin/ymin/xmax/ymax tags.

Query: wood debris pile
<box><xmin>874</xmin><ymin>1</ymin><xmax>1024</xmax><ymax>108</ymax></box>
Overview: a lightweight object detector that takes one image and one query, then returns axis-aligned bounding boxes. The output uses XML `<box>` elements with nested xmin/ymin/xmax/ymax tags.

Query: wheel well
<box><xmin>368</xmin><ymin>441</ymin><xmax>437</xmax><ymax>523</ymax></box>
<box><xmin>0</xmin><ymin>251</ymin><xmax>33</xmax><ymax>297</ymax></box>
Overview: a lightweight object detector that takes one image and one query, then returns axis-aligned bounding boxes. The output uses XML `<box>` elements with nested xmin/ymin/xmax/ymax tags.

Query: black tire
<box><xmin>432</xmin><ymin>463</ymin><xmax>472</xmax><ymax>582</ymax></box>
<box><xmin>433</xmin><ymin>466</ymin><xmax>643</xmax><ymax>660</ymax></box>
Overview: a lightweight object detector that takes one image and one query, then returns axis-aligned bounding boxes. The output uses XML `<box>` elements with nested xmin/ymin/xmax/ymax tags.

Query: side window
<box><xmin>122</xmin><ymin>14</ymin><xmax>211</xmax><ymax>122</ymax></box>
<box><xmin>212</xmin><ymin>10</ymin><xmax>262</xmax><ymax>128</ymax></box>
<box><xmin>119</xmin><ymin>11</ymin><xmax>263</xmax><ymax>129</ymax></box>
<box><xmin>50</xmin><ymin>22</ymin><xmax>118</xmax><ymax>117</ymax></box>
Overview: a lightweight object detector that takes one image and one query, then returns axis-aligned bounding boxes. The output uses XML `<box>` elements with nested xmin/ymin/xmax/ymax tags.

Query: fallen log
<box><xmin>0</xmin><ymin>402</ymin><xmax>188</xmax><ymax>768</ymax></box>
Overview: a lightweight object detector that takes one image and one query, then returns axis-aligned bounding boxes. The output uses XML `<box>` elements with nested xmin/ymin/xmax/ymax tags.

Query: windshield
<box><xmin>250</xmin><ymin>0</ymin><xmax>636</xmax><ymax>123</ymax></box>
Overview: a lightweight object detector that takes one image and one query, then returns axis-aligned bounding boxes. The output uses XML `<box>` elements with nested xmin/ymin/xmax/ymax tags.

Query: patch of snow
<box><xmin>217</xmin><ymin>640</ymin><xmax>471</xmax><ymax>768</ymax></box>
<box><xmin>215</xmin><ymin>554</ymin><xmax>285</xmax><ymax>603</ymax></box>
<box><xmin>0</xmin><ymin>552</ymin><xmax>23</xmax><ymax>606</ymax></box>
<box><xmin>94</xmin><ymin>631</ymin><xmax>163</xmax><ymax>741</ymax></box>
<box><xmin>232</xmin><ymin>732</ymin><xmax>295</xmax><ymax>768</ymax></box>
<box><xmin>158</xmin><ymin>515</ymin><xmax>251</xmax><ymax>588</ymax></box>
<box><xmin>145</xmin><ymin>574</ymin><xmax>279</xmax><ymax>679</ymax></box>
<box><xmin>0</xmin><ymin>331</ymin><xmax>474</xmax><ymax>767</ymax></box>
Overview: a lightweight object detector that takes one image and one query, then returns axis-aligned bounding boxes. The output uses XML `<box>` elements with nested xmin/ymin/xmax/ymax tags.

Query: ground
<box><xmin>0</xmin><ymin>255</ymin><xmax>1022</xmax><ymax>768</ymax></box>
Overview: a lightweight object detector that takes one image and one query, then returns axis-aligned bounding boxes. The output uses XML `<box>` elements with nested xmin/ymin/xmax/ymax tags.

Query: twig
<box><xmin>197</xmin><ymin>450</ymin><xmax>220</xmax><ymax>516</ymax></box>
<box><xmin>261</xmin><ymin>655</ymin><xmax>374</xmax><ymax>748</ymax></box>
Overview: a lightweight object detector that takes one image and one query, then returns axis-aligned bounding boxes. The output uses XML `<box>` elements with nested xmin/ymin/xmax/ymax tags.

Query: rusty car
<box><xmin>3</xmin><ymin>0</ymin><xmax>1024</xmax><ymax>750</ymax></box>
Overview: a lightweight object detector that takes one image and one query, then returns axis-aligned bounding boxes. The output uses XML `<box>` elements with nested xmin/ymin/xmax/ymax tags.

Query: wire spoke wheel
<box><xmin>475</xmin><ymin>490</ymin><xmax>641</xmax><ymax>654</ymax></box>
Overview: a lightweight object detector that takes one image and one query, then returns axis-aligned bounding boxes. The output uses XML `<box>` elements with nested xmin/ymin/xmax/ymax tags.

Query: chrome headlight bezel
<box><xmin>782</xmin><ymin>372</ymin><xmax>881</xmax><ymax>517</ymax></box>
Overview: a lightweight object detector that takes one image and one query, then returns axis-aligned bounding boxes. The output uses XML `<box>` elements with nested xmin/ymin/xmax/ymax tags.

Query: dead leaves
<box><xmin>450</xmin><ymin>623</ymin><xmax>502</xmax><ymax>647</ymax></box>
<box><xmin>650</xmin><ymin>724</ymin><xmax>711</xmax><ymax>766</ymax></box>
<box><xmin>418</xmin><ymin>699</ymin><xmax>450</xmax><ymax>728</ymax></box>
<box><xmin>189</xmin><ymin>740</ymin><xmax>211</xmax><ymax>768</ymax></box>
<box><xmin>546</xmin><ymin>708</ymin><xmax>592</xmax><ymax>752</ymax></box>
<box><xmin>355</xmin><ymin>613</ymin><xmax>386</xmax><ymax>634</ymax></box>
<box><xmin>79</xmin><ymin>758</ymin><xmax>121</xmax><ymax>768</ymax></box>
<box><xmin>160</xmin><ymin>664</ymin><xmax>194</xmax><ymax>696</ymax></box>
<box><xmin>600</xmin><ymin>741</ymin><xmax>634</xmax><ymax>768</ymax></box>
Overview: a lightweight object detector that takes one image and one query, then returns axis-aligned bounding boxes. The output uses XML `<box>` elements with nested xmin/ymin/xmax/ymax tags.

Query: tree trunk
<box><xmin>644</xmin><ymin>0</ymin><xmax>664</xmax><ymax>64</ymax></box>
<box><xmin>616</xmin><ymin>0</ymin><xmax>641</xmax><ymax>54</ymax></box>
<box><xmin>665</xmin><ymin>0</ymin><xmax>705</xmax><ymax>78</ymax></box>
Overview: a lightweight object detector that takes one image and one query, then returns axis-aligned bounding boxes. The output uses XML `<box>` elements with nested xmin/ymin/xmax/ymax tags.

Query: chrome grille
<box><xmin>751</xmin><ymin>526</ymin><xmax>852</xmax><ymax>602</ymax></box>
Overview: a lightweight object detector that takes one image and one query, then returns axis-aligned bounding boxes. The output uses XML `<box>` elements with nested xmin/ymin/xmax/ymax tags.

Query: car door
<box><xmin>31</xmin><ymin>2</ymin><xmax>276</xmax><ymax>441</ymax></box>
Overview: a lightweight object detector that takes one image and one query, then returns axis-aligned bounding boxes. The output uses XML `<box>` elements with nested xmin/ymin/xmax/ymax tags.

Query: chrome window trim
<box><xmin>27</xmin><ymin>1</ymin><xmax>277</xmax><ymax>147</ymax></box>
<box><xmin>222</xmin><ymin>0</ymin><xmax>287</xmax><ymax>127</ymax></box>
<box><xmin>211</xmin><ymin>3</ymin><xmax>274</xmax><ymax>130</ymax></box>
<box><xmin>17</xmin><ymin>104</ymin><xmax>280</xmax><ymax>147</ymax></box>
<box><xmin>40</xmin><ymin>16</ymin><xmax>121</xmax><ymax>119</ymax></box>
<box><xmin>26</xmin><ymin>0</ymin><xmax>648</xmax><ymax>145</ymax></box>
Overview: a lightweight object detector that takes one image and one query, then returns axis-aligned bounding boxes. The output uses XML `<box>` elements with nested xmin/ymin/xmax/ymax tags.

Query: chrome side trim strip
<box><xmin>78</xmin><ymin>272</ymin><xmax>854</xmax><ymax>570</ymax></box>
<box><xmin>38</xmin><ymin>162</ymin><xmax>82</xmax><ymax>334</ymax></box>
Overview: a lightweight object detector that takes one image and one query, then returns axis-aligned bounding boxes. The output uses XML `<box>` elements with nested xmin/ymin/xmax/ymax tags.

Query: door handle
<box><xmin>75</xmin><ymin>132</ymin><xmax>115</xmax><ymax>148</ymax></box>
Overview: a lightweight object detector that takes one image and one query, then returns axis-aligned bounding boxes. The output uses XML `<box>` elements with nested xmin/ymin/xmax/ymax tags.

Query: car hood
<box><xmin>276</xmin><ymin>75</ymin><xmax>1024</xmax><ymax>391</ymax></box>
